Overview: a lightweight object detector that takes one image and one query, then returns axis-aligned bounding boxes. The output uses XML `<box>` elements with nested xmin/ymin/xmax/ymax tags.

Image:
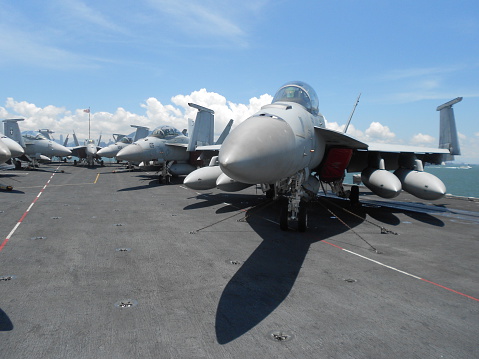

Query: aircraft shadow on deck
<box><xmin>0</xmin><ymin>308</ymin><xmax>13</xmax><ymax>331</ymax></box>
<box><xmin>214</xmin><ymin>197</ymin><xmax>367</xmax><ymax>344</ymax></box>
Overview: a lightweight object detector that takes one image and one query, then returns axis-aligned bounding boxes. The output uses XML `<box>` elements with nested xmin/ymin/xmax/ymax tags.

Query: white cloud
<box><xmin>410</xmin><ymin>133</ymin><xmax>435</xmax><ymax>145</ymax></box>
<box><xmin>364</xmin><ymin>122</ymin><xmax>396</xmax><ymax>142</ymax></box>
<box><xmin>2</xmin><ymin>89</ymin><xmax>272</xmax><ymax>142</ymax></box>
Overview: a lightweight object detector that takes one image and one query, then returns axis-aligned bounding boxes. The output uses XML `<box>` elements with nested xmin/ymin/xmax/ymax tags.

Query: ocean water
<box><xmin>344</xmin><ymin>164</ymin><xmax>479</xmax><ymax>198</ymax></box>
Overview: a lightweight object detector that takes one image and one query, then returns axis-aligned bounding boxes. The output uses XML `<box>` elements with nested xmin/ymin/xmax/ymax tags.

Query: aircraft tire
<box><xmin>349</xmin><ymin>185</ymin><xmax>360</xmax><ymax>205</ymax></box>
<box><xmin>298</xmin><ymin>202</ymin><xmax>308</xmax><ymax>232</ymax></box>
<box><xmin>265</xmin><ymin>185</ymin><xmax>275</xmax><ymax>199</ymax></box>
<box><xmin>74</xmin><ymin>160</ymin><xmax>77</xmax><ymax>166</ymax></box>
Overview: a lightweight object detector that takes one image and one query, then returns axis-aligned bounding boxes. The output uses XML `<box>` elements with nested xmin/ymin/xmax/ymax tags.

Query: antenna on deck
<box><xmin>344</xmin><ymin>93</ymin><xmax>361</xmax><ymax>134</ymax></box>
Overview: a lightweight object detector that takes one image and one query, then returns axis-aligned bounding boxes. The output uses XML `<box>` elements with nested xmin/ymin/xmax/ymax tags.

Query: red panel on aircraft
<box><xmin>319</xmin><ymin>148</ymin><xmax>353</xmax><ymax>182</ymax></box>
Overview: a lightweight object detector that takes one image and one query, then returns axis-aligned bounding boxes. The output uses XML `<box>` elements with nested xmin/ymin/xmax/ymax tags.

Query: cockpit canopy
<box><xmin>119</xmin><ymin>137</ymin><xmax>132</xmax><ymax>144</ymax></box>
<box><xmin>86</xmin><ymin>139</ymin><xmax>95</xmax><ymax>145</ymax></box>
<box><xmin>151</xmin><ymin>126</ymin><xmax>182</xmax><ymax>139</ymax></box>
<box><xmin>272</xmin><ymin>81</ymin><xmax>319</xmax><ymax>115</ymax></box>
<box><xmin>24</xmin><ymin>133</ymin><xmax>48</xmax><ymax>141</ymax></box>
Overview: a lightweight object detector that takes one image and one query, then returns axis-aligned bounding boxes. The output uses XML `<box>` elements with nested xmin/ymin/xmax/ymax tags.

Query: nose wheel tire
<box><xmin>298</xmin><ymin>202</ymin><xmax>308</xmax><ymax>232</ymax></box>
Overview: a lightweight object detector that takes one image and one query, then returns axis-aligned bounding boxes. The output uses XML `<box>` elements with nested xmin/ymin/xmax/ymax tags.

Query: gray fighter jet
<box><xmin>97</xmin><ymin>125</ymin><xmax>149</xmax><ymax>159</ymax></box>
<box><xmin>3</xmin><ymin>119</ymin><xmax>72</xmax><ymax>168</ymax></box>
<box><xmin>67</xmin><ymin>132</ymin><xmax>104</xmax><ymax>167</ymax></box>
<box><xmin>0</xmin><ymin>136</ymin><xmax>25</xmax><ymax>190</ymax></box>
<box><xmin>116</xmin><ymin>103</ymin><xmax>233</xmax><ymax>183</ymax></box>
<box><xmin>184</xmin><ymin>81</ymin><xmax>459</xmax><ymax>232</ymax></box>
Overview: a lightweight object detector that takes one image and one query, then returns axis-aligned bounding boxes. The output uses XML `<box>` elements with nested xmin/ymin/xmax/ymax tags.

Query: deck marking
<box><xmin>94</xmin><ymin>173</ymin><xmax>100</xmax><ymax>184</ymax></box>
<box><xmin>322</xmin><ymin>241</ymin><xmax>479</xmax><ymax>302</ymax></box>
<box><xmin>0</xmin><ymin>166</ymin><xmax>60</xmax><ymax>252</ymax></box>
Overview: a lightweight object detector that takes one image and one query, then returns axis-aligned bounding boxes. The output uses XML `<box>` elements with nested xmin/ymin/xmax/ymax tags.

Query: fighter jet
<box><xmin>116</xmin><ymin>103</ymin><xmax>233</xmax><ymax>183</ymax></box>
<box><xmin>3</xmin><ymin>119</ymin><xmax>72</xmax><ymax>168</ymax></box>
<box><xmin>184</xmin><ymin>81</ymin><xmax>459</xmax><ymax>232</ymax></box>
<box><xmin>67</xmin><ymin>132</ymin><xmax>104</xmax><ymax>167</ymax></box>
<box><xmin>97</xmin><ymin>125</ymin><xmax>149</xmax><ymax>159</ymax></box>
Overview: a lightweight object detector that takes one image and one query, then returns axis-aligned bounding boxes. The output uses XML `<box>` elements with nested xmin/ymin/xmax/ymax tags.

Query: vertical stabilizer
<box><xmin>130</xmin><ymin>125</ymin><xmax>149</xmax><ymax>141</ymax></box>
<box><xmin>215</xmin><ymin>119</ymin><xmax>234</xmax><ymax>145</ymax></box>
<box><xmin>38</xmin><ymin>129</ymin><xmax>54</xmax><ymax>140</ymax></box>
<box><xmin>187</xmin><ymin>103</ymin><xmax>214</xmax><ymax>151</ymax></box>
<box><xmin>437</xmin><ymin>97</ymin><xmax>462</xmax><ymax>161</ymax></box>
<box><xmin>3</xmin><ymin>119</ymin><xmax>25</xmax><ymax>148</ymax></box>
<box><xmin>72</xmin><ymin>131</ymin><xmax>80</xmax><ymax>146</ymax></box>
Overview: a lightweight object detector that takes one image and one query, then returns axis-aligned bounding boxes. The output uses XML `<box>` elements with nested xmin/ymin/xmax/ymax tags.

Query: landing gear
<box><xmin>349</xmin><ymin>185</ymin><xmax>360</xmax><ymax>206</ymax></box>
<box><xmin>298</xmin><ymin>202</ymin><xmax>308</xmax><ymax>232</ymax></box>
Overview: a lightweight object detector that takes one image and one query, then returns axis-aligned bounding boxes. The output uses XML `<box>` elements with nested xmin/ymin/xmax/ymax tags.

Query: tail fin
<box><xmin>437</xmin><ymin>97</ymin><xmax>462</xmax><ymax>161</ymax></box>
<box><xmin>3</xmin><ymin>119</ymin><xmax>25</xmax><ymax>147</ymax></box>
<box><xmin>187</xmin><ymin>103</ymin><xmax>214</xmax><ymax>151</ymax></box>
<box><xmin>130</xmin><ymin>125</ymin><xmax>149</xmax><ymax>141</ymax></box>
<box><xmin>215</xmin><ymin>119</ymin><xmax>234</xmax><ymax>145</ymax></box>
<box><xmin>38</xmin><ymin>129</ymin><xmax>54</xmax><ymax>140</ymax></box>
<box><xmin>72</xmin><ymin>131</ymin><xmax>80</xmax><ymax>146</ymax></box>
<box><xmin>63</xmin><ymin>134</ymin><xmax>69</xmax><ymax>146</ymax></box>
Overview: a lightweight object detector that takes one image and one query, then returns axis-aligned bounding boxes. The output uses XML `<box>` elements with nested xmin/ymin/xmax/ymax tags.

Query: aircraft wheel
<box><xmin>165</xmin><ymin>176</ymin><xmax>171</xmax><ymax>185</ymax></box>
<box><xmin>349</xmin><ymin>185</ymin><xmax>360</xmax><ymax>206</ymax></box>
<box><xmin>279</xmin><ymin>200</ymin><xmax>289</xmax><ymax>231</ymax></box>
<box><xmin>158</xmin><ymin>175</ymin><xmax>163</xmax><ymax>184</ymax></box>
<box><xmin>74</xmin><ymin>160</ymin><xmax>77</xmax><ymax>166</ymax></box>
<box><xmin>298</xmin><ymin>202</ymin><xmax>308</xmax><ymax>232</ymax></box>
<box><xmin>101</xmin><ymin>160</ymin><xmax>104</xmax><ymax>167</ymax></box>
<box><xmin>265</xmin><ymin>185</ymin><xmax>275</xmax><ymax>199</ymax></box>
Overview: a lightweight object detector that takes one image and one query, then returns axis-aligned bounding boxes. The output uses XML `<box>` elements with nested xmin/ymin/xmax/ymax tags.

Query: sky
<box><xmin>1</xmin><ymin>0</ymin><xmax>478</xmax><ymax>163</ymax></box>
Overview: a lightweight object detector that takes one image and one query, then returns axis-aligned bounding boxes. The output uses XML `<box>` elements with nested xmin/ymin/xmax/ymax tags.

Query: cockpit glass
<box><xmin>272</xmin><ymin>81</ymin><xmax>319</xmax><ymax>115</ymax></box>
<box><xmin>151</xmin><ymin>126</ymin><xmax>181</xmax><ymax>139</ymax></box>
<box><xmin>120</xmin><ymin>137</ymin><xmax>132</xmax><ymax>144</ymax></box>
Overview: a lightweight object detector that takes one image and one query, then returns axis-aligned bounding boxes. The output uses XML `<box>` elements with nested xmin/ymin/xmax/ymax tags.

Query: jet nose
<box><xmin>3</xmin><ymin>138</ymin><xmax>24</xmax><ymax>157</ymax></box>
<box><xmin>51</xmin><ymin>143</ymin><xmax>72</xmax><ymax>157</ymax></box>
<box><xmin>0</xmin><ymin>142</ymin><xmax>11</xmax><ymax>162</ymax></box>
<box><xmin>219</xmin><ymin>115</ymin><xmax>297</xmax><ymax>184</ymax></box>
<box><xmin>97</xmin><ymin>146</ymin><xmax>115</xmax><ymax>158</ymax></box>
<box><xmin>116</xmin><ymin>144</ymin><xmax>144</xmax><ymax>161</ymax></box>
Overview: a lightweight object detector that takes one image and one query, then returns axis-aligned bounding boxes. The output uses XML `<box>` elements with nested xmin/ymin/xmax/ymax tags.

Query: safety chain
<box><xmin>317</xmin><ymin>199</ymin><xmax>379</xmax><ymax>252</ymax></box>
<box><xmin>319</xmin><ymin>196</ymin><xmax>399</xmax><ymax>236</ymax></box>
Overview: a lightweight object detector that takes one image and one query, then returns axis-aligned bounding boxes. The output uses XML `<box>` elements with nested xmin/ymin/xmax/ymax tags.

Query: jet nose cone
<box><xmin>51</xmin><ymin>143</ymin><xmax>72</xmax><ymax>156</ymax></box>
<box><xmin>0</xmin><ymin>143</ymin><xmax>11</xmax><ymax>162</ymax></box>
<box><xmin>4</xmin><ymin>138</ymin><xmax>24</xmax><ymax>157</ymax></box>
<box><xmin>219</xmin><ymin>116</ymin><xmax>296</xmax><ymax>184</ymax></box>
<box><xmin>97</xmin><ymin>146</ymin><xmax>116</xmax><ymax>158</ymax></box>
<box><xmin>116</xmin><ymin>144</ymin><xmax>144</xmax><ymax>161</ymax></box>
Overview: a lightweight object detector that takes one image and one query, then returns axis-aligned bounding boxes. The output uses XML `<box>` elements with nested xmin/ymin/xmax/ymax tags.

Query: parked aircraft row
<box><xmin>2</xmin><ymin>81</ymin><xmax>462</xmax><ymax>234</ymax></box>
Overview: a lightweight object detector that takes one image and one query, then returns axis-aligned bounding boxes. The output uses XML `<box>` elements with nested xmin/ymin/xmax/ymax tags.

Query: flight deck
<box><xmin>1</xmin><ymin>163</ymin><xmax>478</xmax><ymax>358</ymax></box>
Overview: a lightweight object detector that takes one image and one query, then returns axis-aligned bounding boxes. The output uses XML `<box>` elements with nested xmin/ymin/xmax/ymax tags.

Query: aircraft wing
<box><xmin>365</xmin><ymin>142</ymin><xmax>450</xmax><ymax>154</ymax></box>
<box><xmin>165</xmin><ymin>143</ymin><xmax>188</xmax><ymax>148</ymax></box>
<box><xmin>70</xmin><ymin>146</ymin><xmax>86</xmax><ymax>158</ymax></box>
<box><xmin>195</xmin><ymin>144</ymin><xmax>222</xmax><ymax>151</ymax></box>
<box><xmin>314</xmin><ymin>127</ymin><xmax>368</xmax><ymax>149</ymax></box>
<box><xmin>348</xmin><ymin>141</ymin><xmax>449</xmax><ymax>172</ymax></box>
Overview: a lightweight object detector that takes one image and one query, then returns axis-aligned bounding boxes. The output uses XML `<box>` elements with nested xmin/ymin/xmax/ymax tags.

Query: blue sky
<box><xmin>1</xmin><ymin>0</ymin><xmax>478</xmax><ymax>163</ymax></box>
